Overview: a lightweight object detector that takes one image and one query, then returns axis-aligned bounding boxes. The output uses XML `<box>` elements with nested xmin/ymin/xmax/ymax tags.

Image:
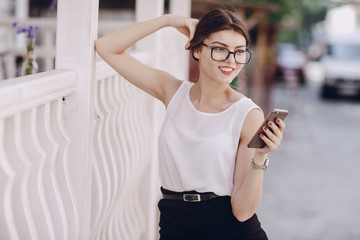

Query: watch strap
<box><xmin>250</xmin><ymin>157</ymin><xmax>269</xmax><ymax>170</ymax></box>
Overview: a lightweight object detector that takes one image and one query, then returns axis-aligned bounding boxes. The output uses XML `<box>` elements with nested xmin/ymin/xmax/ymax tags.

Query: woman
<box><xmin>95</xmin><ymin>9</ymin><xmax>285</xmax><ymax>240</ymax></box>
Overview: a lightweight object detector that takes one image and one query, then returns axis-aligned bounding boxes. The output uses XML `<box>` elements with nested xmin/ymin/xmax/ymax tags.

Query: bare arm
<box><xmin>231</xmin><ymin>108</ymin><xmax>286</xmax><ymax>222</ymax></box>
<box><xmin>94</xmin><ymin>14</ymin><xmax>198</xmax><ymax>106</ymax></box>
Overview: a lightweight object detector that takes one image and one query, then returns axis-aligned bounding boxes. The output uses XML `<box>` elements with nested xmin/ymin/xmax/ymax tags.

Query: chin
<box><xmin>214</xmin><ymin>79</ymin><xmax>233</xmax><ymax>86</ymax></box>
<box><xmin>222</xmin><ymin>75</ymin><xmax>237</xmax><ymax>84</ymax></box>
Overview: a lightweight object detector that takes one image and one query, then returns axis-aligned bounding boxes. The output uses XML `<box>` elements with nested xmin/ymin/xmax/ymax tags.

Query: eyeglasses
<box><xmin>201</xmin><ymin>43</ymin><xmax>252</xmax><ymax>64</ymax></box>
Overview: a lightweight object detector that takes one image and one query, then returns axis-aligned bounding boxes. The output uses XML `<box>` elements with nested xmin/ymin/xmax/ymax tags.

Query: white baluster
<box><xmin>46</xmin><ymin>101</ymin><xmax>73</xmax><ymax>240</ymax></box>
<box><xmin>25</xmin><ymin>107</ymin><xmax>56</xmax><ymax>240</ymax></box>
<box><xmin>102</xmin><ymin>77</ymin><xmax>119</xmax><ymax>221</ymax></box>
<box><xmin>91</xmin><ymin>80</ymin><xmax>111</xmax><ymax>237</ymax></box>
<box><xmin>54</xmin><ymin>98</ymin><xmax>80</xmax><ymax>239</ymax></box>
<box><xmin>14</xmin><ymin>113</ymin><xmax>39</xmax><ymax>240</ymax></box>
<box><xmin>0</xmin><ymin>118</ymin><xmax>19</xmax><ymax>239</ymax></box>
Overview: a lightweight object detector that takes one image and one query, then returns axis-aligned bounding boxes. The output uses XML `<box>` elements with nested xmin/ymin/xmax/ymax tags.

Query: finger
<box><xmin>185</xmin><ymin>19</ymin><xmax>198</xmax><ymax>49</ymax></box>
<box><xmin>262</xmin><ymin>125</ymin><xmax>277</xmax><ymax>142</ymax></box>
<box><xmin>185</xmin><ymin>41</ymin><xmax>191</xmax><ymax>50</ymax></box>
<box><xmin>268</xmin><ymin>121</ymin><xmax>282</xmax><ymax>138</ymax></box>
<box><xmin>188</xmin><ymin>19</ymin><xmax>198</xmax><ymax>39</ymax></box>
<box><xmin>275</xmin><ymin>118</ymin><xmax>286</xmax><ymax>132</ymax></box>
<box><xmin>260</xmin><ymin>133</ymin><xmax>277</xmax><ymax>150</ymax></box>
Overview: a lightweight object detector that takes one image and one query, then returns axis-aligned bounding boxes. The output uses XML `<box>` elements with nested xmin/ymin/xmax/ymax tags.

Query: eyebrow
<box><xmin>210</xmin><ymin>41</ymin><xmax>246</xmax><ymax>48</ymax></box>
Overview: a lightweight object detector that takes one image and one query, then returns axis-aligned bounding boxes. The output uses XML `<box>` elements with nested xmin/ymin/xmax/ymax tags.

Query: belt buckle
<box><xmin>183</xmin><ymin>193</ymin><xmax>201</xmax><ymax>202</ymax></box>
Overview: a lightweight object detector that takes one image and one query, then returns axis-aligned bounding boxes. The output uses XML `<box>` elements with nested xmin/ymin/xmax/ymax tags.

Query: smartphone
<box><xmin>247</xmin><ymin>109</ymin><xmax>288</xmax><ymax>148</ymax></box>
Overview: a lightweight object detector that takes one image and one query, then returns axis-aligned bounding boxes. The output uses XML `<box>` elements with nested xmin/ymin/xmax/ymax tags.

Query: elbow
<box><xmin>94</xmin><ymin>39</ymin><xmax>106</xmax><ymax>56</ymax></box>
<box><xmin>94</xmin><ymin>39</ymin><xmax>101</xmax><ymax>53</ymax></box>
<box><xmin>232</xmin><ymin>207</ymin><xmax>255</xmax><ymax>222</ymax></box>
<box><xmin>94</xmin><ymin>39</ymin><xmax>121</xmax><ymax>58</ymax></box>
<box><xmin>235</xmin><ymin>214</ymin><xmax>254</xmax><ymax>222</ymax></box>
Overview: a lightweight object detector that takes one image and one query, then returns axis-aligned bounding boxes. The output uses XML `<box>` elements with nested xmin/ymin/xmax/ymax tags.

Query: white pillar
<box><xmin>0</xmin><ymin>0</ymin><xmax>11</xmax><ymax>17</ymax></box>
<box><xmin>0</xmin><ymin>0</ymin><xmax>11</xmax><ymax>53</ymax></box>
<box><xmin>14</xmin><ymin>0</ymin><xmax>29</xmax><ymax>51</ymax></box>
<box><xmin>55</xmin><ymin>0</ymin><xmax>99</xmax><ymax>238</ymax></box>
<box><xmin>169</xmin><ymin>0</ymin><xmax>192</xmax><ymax>19</ymax></box>
<box><xmin>15</xmin><ymin>0</ymin><xmax>28</xmax><ymax>19</ymax></box>
<box><xmin>135</xmin><ymin>1</ymin><xmax>164</xmax><ymax>239</ymax></box>
<box><xmin>169</xmin><ymin>0</ymin><xmax>191</xmax><ymax>80</ymax></box>
<box><xmin>135</xmin><ymin>0</ymin><xmax>164</xmax><ymax>69</ymax></box>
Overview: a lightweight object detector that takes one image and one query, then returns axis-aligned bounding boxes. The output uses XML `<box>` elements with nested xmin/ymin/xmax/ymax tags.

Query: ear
<box><xmin>193</xmin><ymin>49</ymin><xmax>201</xmax><ymax>61</ymax></box>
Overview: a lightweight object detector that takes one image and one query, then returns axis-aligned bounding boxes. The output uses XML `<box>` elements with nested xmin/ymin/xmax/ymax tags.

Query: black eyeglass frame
<box><xmin>201</xmin><ymin>43</ymin><xmax>252</xmax><ymax>64</ymax></box>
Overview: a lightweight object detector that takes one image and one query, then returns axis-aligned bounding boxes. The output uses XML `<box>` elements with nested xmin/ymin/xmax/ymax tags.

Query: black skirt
<box><xmin>158</xmin><ymin>188</ymin><xmax>268</xmax><ymax>240</ymax></box>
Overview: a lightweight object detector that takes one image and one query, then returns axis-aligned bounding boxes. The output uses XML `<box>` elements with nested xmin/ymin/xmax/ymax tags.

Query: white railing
<box><xmin>0</xmin><ymin>56</ymin><xmax>161</xmax><ymax>239</ymax></box>
<box><xmin>0</xmin><ymin>70</ymin><xmax>78</xmax><ymax>239</ymax></box>
<box><xmin>0</xmin><ymin>1</ymin><xmax>190</xmax><ymax>238</ymax></box>
<box><xmin>90</xmin><ymin>59</ymin><xmax>160</xmax><ymax>239</ymax></box>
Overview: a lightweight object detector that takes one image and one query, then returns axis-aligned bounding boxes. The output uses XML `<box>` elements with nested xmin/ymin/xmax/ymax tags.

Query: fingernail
<box><xmin>276</xmin><ymin>118</ymin><xmax>280</xmax><ymax>123</ymax></box>
<box><xmin>260</xmin><ymin>133</ymin><xmax>264</xmax><ymax>138</ymax></box>
<box><xmin>263</xmin><ymin>126</ymin><xmax>267</xmax><ymax>131</ymax></box>
<box><xmin>268</xmin><ymin>121</ymin><xmax>272</xmax><ymax>126</ymax></box>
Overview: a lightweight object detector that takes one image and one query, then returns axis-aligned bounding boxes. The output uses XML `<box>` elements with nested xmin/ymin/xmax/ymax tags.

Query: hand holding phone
<box><xmin>247</xmin><ymin>109</ymin><xmax>288</xmax><ymax>148</ymax></box>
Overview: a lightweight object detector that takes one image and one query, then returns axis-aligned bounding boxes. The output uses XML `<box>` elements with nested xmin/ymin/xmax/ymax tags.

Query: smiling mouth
<box><xmin>219</xmin><ymin>66</ymin><xmax>235</xmax><ymax>75</ymax></box>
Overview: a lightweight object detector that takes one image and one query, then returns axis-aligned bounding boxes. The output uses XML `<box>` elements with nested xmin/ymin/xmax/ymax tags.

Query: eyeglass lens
<box><xmin>211</xmin><ymin>47</ymin><xmax>251</xmax><ymax>64</ymax></box>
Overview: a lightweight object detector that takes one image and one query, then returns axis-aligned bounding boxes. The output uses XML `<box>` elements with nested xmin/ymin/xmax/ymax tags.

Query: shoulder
<box><xmin>231</xmin><ymin>91</ymin><xmax>260</xmax><ymax>116</ymax></box>
<box><xmin>240</xmin><ymin>105</ymin><xmax>264</xmax><ymax>139</ymax></box>
<box><xmin>244</xmin><ymin>107</ymin><xmax>264</xmax><ymax>123</ymax></box>
<box><xmin>163</xmin><ymin>79</ymin><xmax>189</xmax><ymax>107</ymax></box>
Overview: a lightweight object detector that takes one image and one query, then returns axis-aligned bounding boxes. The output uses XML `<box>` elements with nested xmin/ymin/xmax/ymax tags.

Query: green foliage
<box><xmin>242</xmin><ymin>0</ymin><xmax>292</xmax><ymax>23</ymax></box>
<box><xmin>243</xmin><ymin>0</ymin><xmax>328</xmax><ymax>44</ymax></box>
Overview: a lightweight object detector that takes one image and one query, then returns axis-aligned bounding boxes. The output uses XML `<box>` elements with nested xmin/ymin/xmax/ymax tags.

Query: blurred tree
<box><xmin>243</xmin><ymin>0</ymin><xmax>327</xmax><ymax>45</ymax></box>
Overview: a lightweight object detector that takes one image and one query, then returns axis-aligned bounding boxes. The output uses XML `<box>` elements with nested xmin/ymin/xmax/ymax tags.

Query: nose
<box><xmin>226</xmin><ymin>52</ymin><xmax>237</xmax><ymax>64</ymax></box>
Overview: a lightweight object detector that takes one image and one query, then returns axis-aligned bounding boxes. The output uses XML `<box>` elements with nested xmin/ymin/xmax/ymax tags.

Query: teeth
<box><xmin>220</xmin><ymin>67</ymin><xmax>233</xmax><ymax>72</ymax></box>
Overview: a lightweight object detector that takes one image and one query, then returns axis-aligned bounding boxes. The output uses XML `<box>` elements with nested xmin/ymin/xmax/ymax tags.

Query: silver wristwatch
<box><xmin>250</xmin><ymin>157</ymin><xmax>269</xmax><ymax>170</ymax></box>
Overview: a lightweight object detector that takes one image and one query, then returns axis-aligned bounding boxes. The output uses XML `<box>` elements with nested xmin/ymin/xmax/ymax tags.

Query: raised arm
<box><xmin>94</xmin><ymin>14</ymin><xmax>198</xmax><ymax>106</ymax></box>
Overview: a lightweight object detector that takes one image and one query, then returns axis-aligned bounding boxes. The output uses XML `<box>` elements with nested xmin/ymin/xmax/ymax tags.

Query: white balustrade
<box><xmin>0</xmin><ymin>1</ymin><xmax>190</xmax><ymax>239</ymax></box>
<box><xmin>0</xmin><ymin>70</ymin><xmax>77</xmax><ymax>239</ymax></box>
<box><xmin>91</xmin><ymin>58</ymin><xmax>159</xmax><ymax>240</ymax></box>
<box><xmin>0</xmin><ymin>57</ymin><xmax>161</xmax><ymax>239</ymax></box>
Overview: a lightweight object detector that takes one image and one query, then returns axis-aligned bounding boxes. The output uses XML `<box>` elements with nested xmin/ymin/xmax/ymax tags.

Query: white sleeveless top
<box><xmin>158</xmin><ymin>81</ymin><xmax>260</xmax><ymax>196</ymax></box>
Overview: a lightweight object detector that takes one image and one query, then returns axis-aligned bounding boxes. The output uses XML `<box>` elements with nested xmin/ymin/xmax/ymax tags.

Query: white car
<box><xmin>321</xmin><ymin>31</ymin><xmax>360</xmax><ymax>98</ymax></box>
<box><xmin>276</xmin><ymin>43</ymin><xmax>307</xmax><ymax>85</ymax></box>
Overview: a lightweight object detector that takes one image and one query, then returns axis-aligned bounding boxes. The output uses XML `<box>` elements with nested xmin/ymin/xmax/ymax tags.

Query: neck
<box><xmin>191</xmin><ymin>78</ymin><xmax>232</xmax><ymax>105</ymax></box>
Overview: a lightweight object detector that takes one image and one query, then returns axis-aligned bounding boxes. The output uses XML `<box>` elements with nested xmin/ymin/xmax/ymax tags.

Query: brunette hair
<box><xmin>189</xmin><ymin>9</ymin><xmax>250</xmax><ymax>62</ymax></box>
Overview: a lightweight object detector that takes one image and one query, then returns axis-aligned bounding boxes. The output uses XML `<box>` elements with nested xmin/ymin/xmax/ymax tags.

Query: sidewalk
<box><xmin>257</xmin><ymin>65</ymin><xmax>360</xmax><ymax>240</ymax></box>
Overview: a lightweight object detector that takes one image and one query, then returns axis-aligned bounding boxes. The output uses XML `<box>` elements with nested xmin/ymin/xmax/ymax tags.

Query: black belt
<box><xmin>162</xmin><ymin>192</ymin><xmax>220</xmax><ymax>202</ymax></box>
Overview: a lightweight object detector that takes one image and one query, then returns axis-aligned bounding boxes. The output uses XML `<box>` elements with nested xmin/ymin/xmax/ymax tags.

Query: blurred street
<box><xmin>258</xmin><ymin>62</ymin><xmax>360</xmax><ymax>240</ymax></box>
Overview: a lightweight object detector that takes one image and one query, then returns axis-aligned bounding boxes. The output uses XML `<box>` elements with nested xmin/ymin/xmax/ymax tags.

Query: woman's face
<box><xmin>194</xmin><ymin>30</ymin><xmax>247</xmax><ymax>85</ymax></box>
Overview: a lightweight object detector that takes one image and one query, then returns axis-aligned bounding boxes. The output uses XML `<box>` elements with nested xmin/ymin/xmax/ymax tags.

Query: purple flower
<box><xmin>16</xmin><ymin>27</ymin><xmax>25</xmax><ymax>34</ymax></box>
<box><xmin>14</xmin><ymin>23</ymin><xmax>40</xmax><ymax>38</ymax></box>
<box><xmin>12</xmin><ymin>21</ymin><xmax>17</xmax><ymax>28</ymax></box>
<box><xmin>27</xmin><ymin>26</ymin><xmax>35</xmax><ymax>38</ymax></box>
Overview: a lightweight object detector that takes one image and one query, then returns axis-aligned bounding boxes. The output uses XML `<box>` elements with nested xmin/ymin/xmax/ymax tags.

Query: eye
<box><xmin>212</xmin><ymin>47</ymin><xmax>227</xmax><ymax>52</ymax></box>
<box><xmin>235</xmin><ymin>50</ymin><xmax>247</xmax><ymax>54</ymax></box>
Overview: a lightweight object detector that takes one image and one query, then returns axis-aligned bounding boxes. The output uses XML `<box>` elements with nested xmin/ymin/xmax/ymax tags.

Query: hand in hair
<box><xmin>166</xmin><ymin>14</ymin><xmax>199</xmax><ymax>50</ymax></box>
